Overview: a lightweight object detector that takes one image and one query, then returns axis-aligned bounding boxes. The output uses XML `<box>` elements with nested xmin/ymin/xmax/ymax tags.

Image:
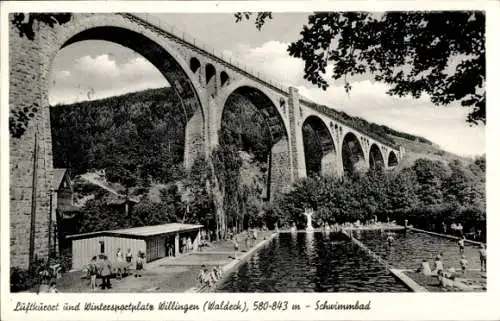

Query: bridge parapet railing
<box><xmin>122</xmin><ymin>13</ymin><xmax>289</xmax><ymax>94</ymax></box>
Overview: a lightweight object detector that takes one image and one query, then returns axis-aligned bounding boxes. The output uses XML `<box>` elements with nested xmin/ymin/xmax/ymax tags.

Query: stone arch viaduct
<box><xmin>9</xmin><ymin>13</ymin><xmax>404</xmax><ymax>268</ymax></box>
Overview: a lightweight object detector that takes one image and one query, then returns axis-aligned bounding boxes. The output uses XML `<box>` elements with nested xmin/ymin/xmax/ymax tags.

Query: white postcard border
<box><xmin>1</xmin><ymin>1</ymin><xmax>499</xmax><ymax>320</ymax></box>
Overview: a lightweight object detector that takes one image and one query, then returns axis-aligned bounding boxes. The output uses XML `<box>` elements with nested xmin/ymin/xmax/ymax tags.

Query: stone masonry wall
<box><xmin>9</xmin><ymin>18</ymin><xmax>57</xmax><ymax>269</ymax></box>
<box><xmin>269</xmin><ymin>138</ymin><xmax>292</xmax><ymax>200</ymax></box>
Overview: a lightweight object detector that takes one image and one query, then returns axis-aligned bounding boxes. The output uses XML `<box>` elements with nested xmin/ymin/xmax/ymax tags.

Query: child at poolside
<box><xmin>444</xmin><ymin>267</ymin><xmax>457</xmax><ymax>280</ymax></box>
<box><xmin>458</xmin><ymin>236</ymin><xmax>465</xmax><ymax>254</ymax></box>
<box><xmin>48</xmin><ymin>281</ymin><xmax>59</xmax><ymax>293</ymax></box>
<box><xmin>460</xmin><ymin>255</ymin><xmax>468</xmax><ymax>276</ymax></box>
<box><xmin>416</xmin><ymin>259</ymin><xmax>432</xmax><ymax>276</ymax></box>
<box><xmin>387</xmin><ymin>234</ymin><xmax>395</xmax><ymax>246</ymax></box>
<box><xmin>479</xmin><ymin>244</ymin><xmax>486</xmax><ymax>272</ymax></box>
<box><xmin>216</xmin><ymin>265</ymin><xmax>223</xmax><ymax>279</ymax></box>
<box><xmin>135</xmin><ymin>250</ymin><xmax>144</xmax><ymax>278</ymax></box>
<box><xmin>210</xmin><ymin>268</ymin><xmax>219</xmax><ymax>283</ymax></box>
<box><xmin>116</xmin><ymin>248</ymin><xmax>124</xmax><ymax>262</ymax></box>
<box><xmin>202</xmin><ymin>268</ymin><xmax>212</xmax><ymax>287</ymax></box>
<box><xmin>197</xmin><ymin>266</ymin><xmax>206</xmax><ymax>286</ymax></box>
<box><xmin>125</xmin><ymin>248</ymin><xmax>133</xmax><ymax>263</ymax></box>
<box><xmin>433</xmin><ymin>256</ymin><xmax>444</xmax><ymax>275</ymax></box>
<box><xmin>437</xmin><ymin>270</ymin><xmax>454</xmax><ymax>288</ymax></box>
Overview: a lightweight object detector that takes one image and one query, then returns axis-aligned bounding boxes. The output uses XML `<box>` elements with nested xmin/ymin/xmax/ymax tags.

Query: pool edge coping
<box><xmin>408</xmin><ymin>227</ymin><xmax>485</xmax><ymax>246</ymax></box>
<box><xmin>389</xmin><ymin>269</ymin><xmax>429</xmax><ymax>292</ymax></box>
<box><xmin>188</xmin><ymin>232</ymin><xmax>279</xmax><ymax>292</ymax></box>
<box><xmin>342</xmin><ymin>229</ymin><xmax>425</xmax><ymax>292</ymax></box>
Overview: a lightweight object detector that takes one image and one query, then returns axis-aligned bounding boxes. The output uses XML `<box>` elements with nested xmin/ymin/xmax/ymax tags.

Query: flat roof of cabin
<box><xmin>67</xmin><ymin>223</ymin><xmax>203</xmax><ymax>240</ymax></box>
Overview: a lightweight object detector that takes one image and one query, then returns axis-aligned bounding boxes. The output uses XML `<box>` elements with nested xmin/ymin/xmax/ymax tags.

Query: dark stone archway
<box><xmin>369</xmin><ymin>144</ymin><xmax>384</xmax><ymax>171</ymax></box>
<box><xmin>388</xmin><ymin>151</ymin><xmax>398</xmax><ymax>167</ymax></box>
<box><xmin>341</xmin><ymin>132</ymin><xmax>366</xmax><ymax>176</ymax></box>
<box><xmin>302</xmin><ymin>116</ymin><xmax>337</xmax><ymax>177</ymax></box>
<box><xmin>221</xmin><ymin>86</ymin><xmax>289</xmax><ymax>200</ymax></box>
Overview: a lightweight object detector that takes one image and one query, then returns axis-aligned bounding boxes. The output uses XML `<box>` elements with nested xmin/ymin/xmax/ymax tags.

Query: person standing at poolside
<box><xmin>460</xmin><ymin>255</ymin><xmax>469</xmax><ymax>276</ymax></box>
<box><xmin>37</xmin><ymin>265</ymin><xmax>52</xmax><ymax>293</ymax></box>
<box><xmin>135</xmin><ymin>250</ymin><xmax>144</xmax><ymax>277</ymax></box>
<box><xmin>233</xmin><ymin>237</ymin><xmax>239</xmax><ymax>259</ymax></box>
<box><xmin>458</xmin><ymin>236</ymin><xmax>465</xmax><ymax>254</ymax></box>
<box><xmin>197</xmin><ymin>265</ymin><xmax>206</xmax><ymax>286</ymax></box>
<box><xmin>125</xmin><ymin>248</ymin><xmax>133</xmax><ymax>263</ymax></box>
<box><xmin>88</xmin><ymin>256</ymin><xmax>98</xmax><ymax>292</ymax></box>
<box><xmin>100</xmin><ymin>255</ymin><xmax>113</xmax><ymax>290</ymax></box>
<box><xmin>479</xmin><ymin>244</ymin><xmax>487</xmax><ymax>272</ymax></box>
<box><xmin>116</xmin><ymin>248</ymin><xmax>124</xmax><ymax>262</ymax></box>
<box><xmin>433</xmin><ymin>256</ymin><xmax>444</xmax><ymax>275</ymax></box>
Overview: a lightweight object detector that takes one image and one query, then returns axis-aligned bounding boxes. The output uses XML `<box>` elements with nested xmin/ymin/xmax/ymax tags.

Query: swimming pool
<box><xmin>353</xmin><ymin>229</ymin><xmax>482</xmax><ymax>270</ymax></box>
<box><xmin>216</xmin><ymin>232</ymin><xmax>409</xmax><ymax>292</ymax></box>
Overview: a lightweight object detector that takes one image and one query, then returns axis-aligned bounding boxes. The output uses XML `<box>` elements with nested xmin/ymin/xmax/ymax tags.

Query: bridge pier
<box><xmin>269</xmin><ymin>137</ymin><xmax>292</xmax><ymax>200</ymax></box>
<box><xmin>9</xmin><ymin>20</ymin><xmax>56</xmax><ymax>269</ymax></box>
<box><xmin>320</xmin><ymin>150</ymin><xmax>338</xmax><ymax>178</ymax></box>
<box><xmin>287</xmin><ymin>87</ymin><xmax>307</xmax><ymax>181</ymax></box>
<box><xmin>184</xmin><ymin>107</ymin><xmax>205</xmax><ymax>169</ymax></box>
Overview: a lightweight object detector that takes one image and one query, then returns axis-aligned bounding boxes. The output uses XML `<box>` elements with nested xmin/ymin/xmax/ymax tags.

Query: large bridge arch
<box><xmin>368</xmin><ymin>143</ymin><xmax>384</xmax><ymax>171</ymax></box>
<box><xmin>49</xmin><ymin>17</ymin><xmax>208</xmax><ymax>168</ymax></box>
<box><xmin>301</xmin><ymin>115</ymin><xmax>337</xmax><ymax>177</ymax></box>
<box><xmin>219</xmin><ymin>85</ymin><xmax>291</xmax><ymax>199</ymax></box>
<box><xmin>214</xmin><ymin>79</ymin><xmax>288</xmax><ymax>137</ymax></box>
<box><xmin>341</xmin><ymin>132</ymin><xmax>367</xmax><ymax>176</ymax></box>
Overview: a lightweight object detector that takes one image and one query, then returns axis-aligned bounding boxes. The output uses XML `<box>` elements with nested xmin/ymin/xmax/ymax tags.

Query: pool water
<box><xmin>354</xmin><ymin>230</ymin><xmax>482</xmax><ymax>270</ymax></box>
<box><xmin>217</xmin><ymin>232</ymin><xmax>409</xmax><ymax>292</ymax></box>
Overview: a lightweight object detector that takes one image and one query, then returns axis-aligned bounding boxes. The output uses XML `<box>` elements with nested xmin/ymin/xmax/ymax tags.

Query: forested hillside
<box><xmin>50</xmin><ymin>88</ymin><xmax>186</xmax><ymax>187</ymax></box>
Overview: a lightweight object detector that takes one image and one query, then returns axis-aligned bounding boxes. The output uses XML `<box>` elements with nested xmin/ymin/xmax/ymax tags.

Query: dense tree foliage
<box><xmin>51</xmin><ymin>88</ymin><xmax>186</xmax><ymax>187</ymax></box>
<box><xmin>72</xmin><ymin>183</ymin><xmax>183</xmax><ymax>234</ymax></box>
<box><xmin>237</xmin><ymin>11</ymin><xmax>485</xmax><ymax>124</ymax></box>
<box><xmin>271</xmin><ymin>156</ymin><xmax>485</xmax><ymax>236</ymax></box>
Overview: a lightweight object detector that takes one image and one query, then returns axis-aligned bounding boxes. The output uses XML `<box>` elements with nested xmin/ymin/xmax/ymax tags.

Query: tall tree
<box><xmin>237</xmin><ymin>11</ymin><xmax>485</xmax><ymax>124</ymax></box>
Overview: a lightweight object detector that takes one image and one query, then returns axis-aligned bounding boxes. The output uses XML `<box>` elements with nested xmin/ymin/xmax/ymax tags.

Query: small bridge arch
<box><xmin>388</xmin><ymin>150</ymin><xmax>399</xmax><ymax>167</ymax></box>
<box><xmin>301</xmin><ymin>115</ymin><xmax>337</xmax><ymax>177</ymax></box>
<box><xmin>341</xmin><ymin>132</ymin><xmax>367</xmax><ymax>176</ymax></box>
<box><xmin>369</xmin><ymin>143</ymin><xmax>384</xmax><ymax>171</ymax></box>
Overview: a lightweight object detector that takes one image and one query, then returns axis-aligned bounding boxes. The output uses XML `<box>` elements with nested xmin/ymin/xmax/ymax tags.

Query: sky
<box><xmin>49</xmin><ymin>13</ymin><xmax>485</xmax><ymax>157</ymax></box>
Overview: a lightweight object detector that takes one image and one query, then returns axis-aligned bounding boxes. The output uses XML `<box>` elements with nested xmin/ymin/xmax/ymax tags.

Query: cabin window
<box><xmin>99</xmin><ymin>241</ymin><xmax>105</xmax><ymax>254</ymax></box>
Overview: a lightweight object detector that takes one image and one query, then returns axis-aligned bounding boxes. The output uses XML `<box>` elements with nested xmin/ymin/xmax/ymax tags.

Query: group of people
<box><xmin>415</xmin><ymin>240</ymin><xmax>487</xmax><ymax>289</ymax></box>
<box><xmin>180</xmin><ymin>237</ymin><xmax>194</xmax><ymax>254</ymax></box>
<box><xmin>86</xmin><ymin>248</ymin><xmax>146</xmax><ymax>291</ymax></box>
<box><xmin>443</xmin><ymin>222</ymin><xmax>483</xmax><ymax>241</ymax></box>
<box><xmin>37</xmin><ymin>264</ymin><xmax>60</xmax><ymax>293</ymax></box>
<box><xmin>197</xmin><ymin>265</ymin><xmax>223</xmax><ymax>289</ymax></box>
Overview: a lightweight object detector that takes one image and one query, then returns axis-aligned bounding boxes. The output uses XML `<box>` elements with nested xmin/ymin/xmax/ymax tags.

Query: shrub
<box><xmin>10</xmin><ymin>267</ymin><xmax>35</xmax><ymax>292</ymax></box>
